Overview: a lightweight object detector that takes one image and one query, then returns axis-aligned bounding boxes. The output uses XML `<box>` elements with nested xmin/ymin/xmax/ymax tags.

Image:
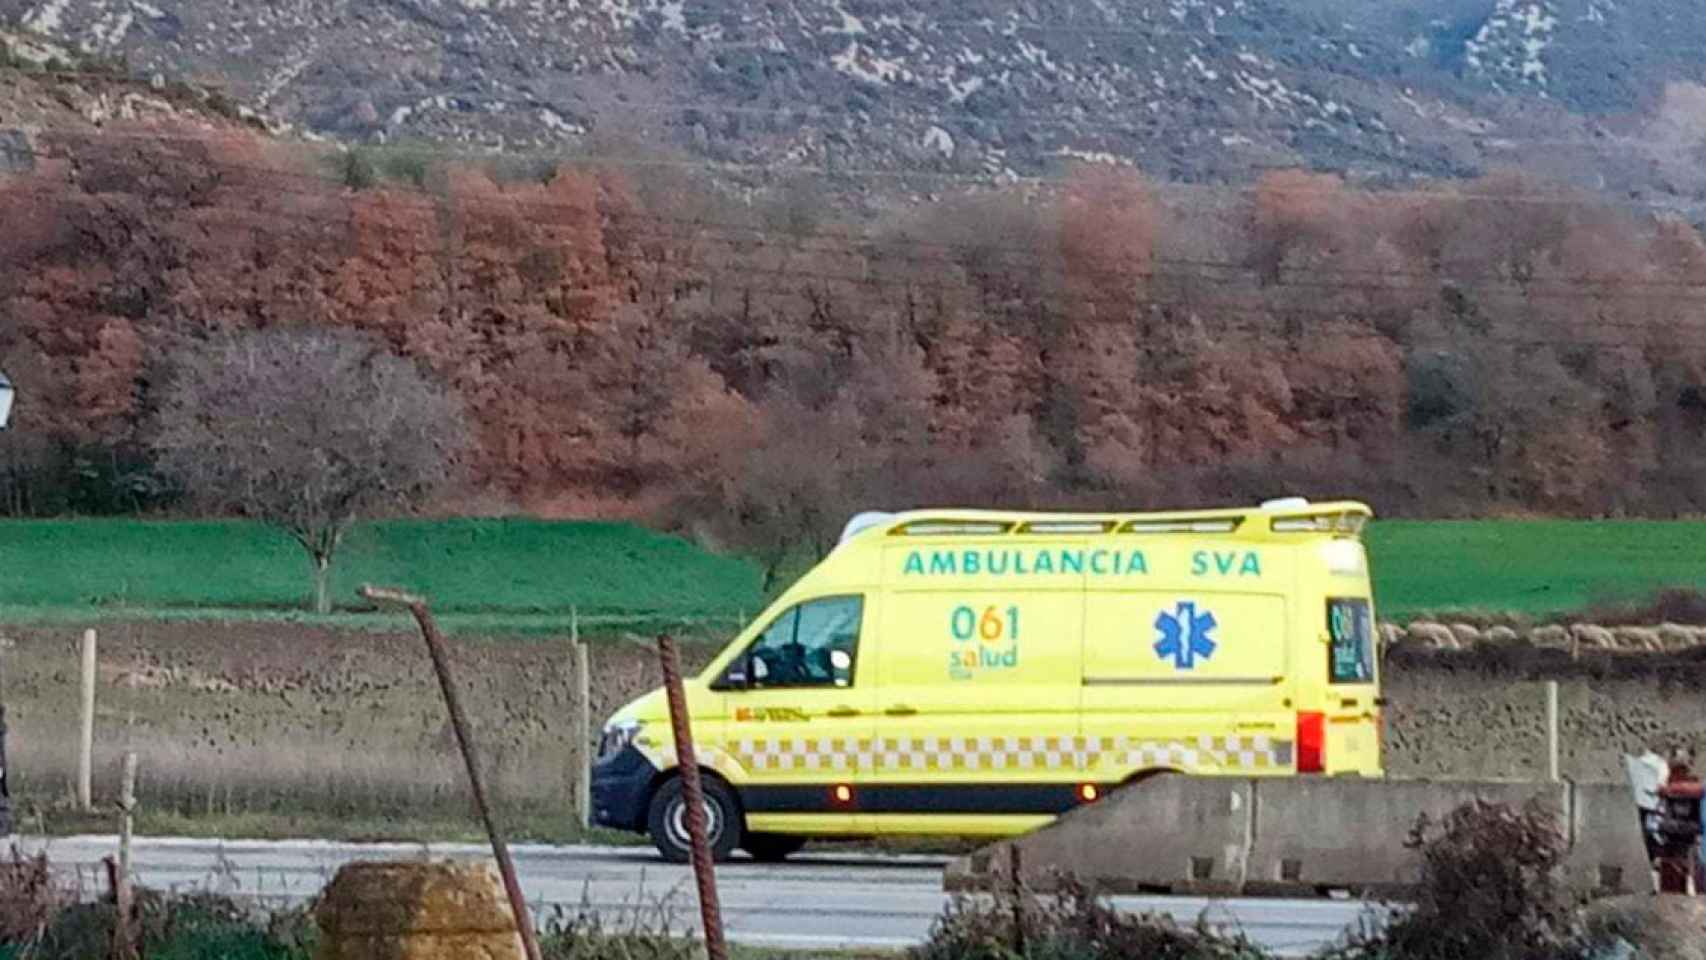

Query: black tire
<box><xmin>742</xmin><ymin>833</ymin><xmax>807</xmax><ymax>863</ymax></box>
<box><xmin>647</xmin><ymin>774</ymin><xmax>742</xmax><ymax>864</ymax></box>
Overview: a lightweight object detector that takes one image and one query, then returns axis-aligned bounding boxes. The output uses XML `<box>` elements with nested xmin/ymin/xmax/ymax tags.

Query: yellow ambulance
<box><xmin>591</xmin><ymin>498</ymin><xmax>1383</xmax><ymax>862</ymax></box>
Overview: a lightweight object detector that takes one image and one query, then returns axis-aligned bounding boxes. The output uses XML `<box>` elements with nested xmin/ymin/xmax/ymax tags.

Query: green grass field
<box><xmin>1365</xmin><ymin>519</ymin><xmax>1706</xmax><ymax>620</ymax></box>
<box><xmin>5</xmin><ymin>514</ymin><xmax>1702</xmax><ymax>845</ymax></box>
<box><xmin>0</xmin><ymin>516</ymin><xmax>1703</xmax><ymax>629</ymax></box>
<box><xmin>0</xmin><ymin>517</ymin><xmax>765</xmax><ymax>633</ymax></box>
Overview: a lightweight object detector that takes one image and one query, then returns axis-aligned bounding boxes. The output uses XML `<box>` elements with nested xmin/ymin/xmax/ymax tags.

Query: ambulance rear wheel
<box><xmin>647</xmin><ymin>775</ymin><xmax>741</xmax><ymax>864</ymax></box>
<box><xmin>742</xmin><ymin>833</ymin><xmax>807</xmax><ymax>862</ymax></box>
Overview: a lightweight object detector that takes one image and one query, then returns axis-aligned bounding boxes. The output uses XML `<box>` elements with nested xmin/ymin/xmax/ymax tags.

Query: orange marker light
<box><xmin>832</xmin><ymin>784</ymin><xmax>854</xmax><ymax>805</ymax></box>
<box><xmin>1078</xmin><ymin>784</ymin><xmax>1100</xmax><ymax>803</ymax></box>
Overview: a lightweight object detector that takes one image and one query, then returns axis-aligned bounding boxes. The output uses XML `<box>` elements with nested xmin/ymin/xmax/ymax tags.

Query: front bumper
<box><xmin>590</xmin><ymin>745</ymin><xmax>659</xmax><ymax>833</ymax></box>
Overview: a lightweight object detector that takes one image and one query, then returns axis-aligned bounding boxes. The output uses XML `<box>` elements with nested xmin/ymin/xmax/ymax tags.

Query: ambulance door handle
<box><xmin>885</xmin><ymin>705</ymin><xmax>918</xmax><ymax>717</ymax></box>
<box><xmin>827</xmin><ymin>706</ymin><xmax>862</xmax><ymax>718</ymax></box>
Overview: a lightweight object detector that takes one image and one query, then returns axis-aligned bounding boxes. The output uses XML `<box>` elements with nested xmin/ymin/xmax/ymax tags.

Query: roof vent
<box><xmin>839</xmin><ymin>511</ymin><xmax>897</xmax><ymax>543</ymax></box>
<box><xmin>1260</xmin><ymin>497</ymin><xmax>1310</xmax><ymax>511</ymax></box>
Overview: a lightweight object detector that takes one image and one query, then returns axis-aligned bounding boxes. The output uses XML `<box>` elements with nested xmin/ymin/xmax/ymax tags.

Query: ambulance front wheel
<box><xmin>647</xmin><ymin>774</ymin><xmax>742</xmax><ymax>864</ymax></box>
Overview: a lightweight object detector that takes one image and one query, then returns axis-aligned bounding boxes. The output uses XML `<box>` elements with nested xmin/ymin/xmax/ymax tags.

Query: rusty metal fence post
<box><xmin>362</xmin><ymin>586</ymin><xmax>543</xmax><ymax>960</ymax></box>
<box><xmin>657</xmin><ymin>634</ymin><xmax>728</xmax><ymax>960</ymax></box>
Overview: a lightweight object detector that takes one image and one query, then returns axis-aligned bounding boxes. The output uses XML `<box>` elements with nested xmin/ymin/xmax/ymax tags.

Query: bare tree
<box><xmin>150</xmin><ymin>327</ymin><xmax>470</xmax><ymax>614</ymax></box>
<box><xmin>683</xmin><ymin>391</ymin><xmax>869</xmax><ymax>596</ymax></box>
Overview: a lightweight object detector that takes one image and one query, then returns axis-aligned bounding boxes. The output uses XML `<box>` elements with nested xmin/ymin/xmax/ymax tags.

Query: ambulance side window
<box><xmin>730</xmin><ymin>596</ymin><xmax>863</xmax><ymax>690</ymax></box>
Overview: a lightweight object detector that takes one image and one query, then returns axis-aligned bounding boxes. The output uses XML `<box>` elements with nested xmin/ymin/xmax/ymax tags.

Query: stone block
<box><xmin>316</xmin><ymin>860</ymin><xmax>524</xmax><ymax>960</ymax></box>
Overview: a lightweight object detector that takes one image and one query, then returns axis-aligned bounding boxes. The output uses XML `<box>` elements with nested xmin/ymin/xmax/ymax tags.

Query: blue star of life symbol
<box><xmin>1154</xmin><ymin>601</ymin><xmax>1217</xmax><ymax>670</ymax></box>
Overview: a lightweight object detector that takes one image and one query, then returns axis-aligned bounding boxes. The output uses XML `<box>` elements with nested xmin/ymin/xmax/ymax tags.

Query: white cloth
<box><xmin>1624</xmin><ymin>751</ymin><xmax>1668</xmax><ymax>811</ymax></box>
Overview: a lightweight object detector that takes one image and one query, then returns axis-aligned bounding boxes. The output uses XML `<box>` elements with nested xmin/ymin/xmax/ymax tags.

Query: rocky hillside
<box><xmin>4</xmin><ymin>0</ymin><xmax>1706</xmax><ymax>211</ymax></box>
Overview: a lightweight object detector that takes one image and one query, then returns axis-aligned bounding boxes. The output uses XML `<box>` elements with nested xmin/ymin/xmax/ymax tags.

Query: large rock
<box><xmin>316</xmin><ymin>860</ymin><xmax>524</xmax><ymax>960</ymax></box>
<box><xmin>1583</xmin><ymin>895</ymin><xmax>1706</xmax><ymax>960</ymax></box>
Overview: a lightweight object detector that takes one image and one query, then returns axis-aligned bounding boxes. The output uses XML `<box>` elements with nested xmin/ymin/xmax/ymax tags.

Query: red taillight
<box><xmin>1297</xmin><ymin>711</ymin><xmax>1326</xmax><ymax>773</ymax></box>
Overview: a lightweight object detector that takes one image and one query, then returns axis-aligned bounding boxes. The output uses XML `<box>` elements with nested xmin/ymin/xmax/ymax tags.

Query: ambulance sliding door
<box><xmin>869</xmin><ymin>542</ymin><xmax>1085</xmax><ymax>835</ymax></box>
<box><xmin>1080</xmin><ymin>545</ymin><xmax>1294</xmax><ymax>782</ymax></box>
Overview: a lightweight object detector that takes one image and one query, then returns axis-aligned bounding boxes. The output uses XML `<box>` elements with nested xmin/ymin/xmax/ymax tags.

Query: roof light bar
<box><xmin>893</xmin><ymin>521</ymin><xmax>1013</xmax><ymax>536</ymax></box>
<box><xmin>1122</xmin><ymin>517</ymin><xmax>1242</xmax><ymax>534</ymax></box>
<box><xmin>1020</xmin><ymin>521</ymin><xmax>1115</xmax><ymax>535</ymax></box>
<box><xmin>1271</xmin><ymin>513</ymin><xmax>1368</xmax><ymax>535</ymax></box>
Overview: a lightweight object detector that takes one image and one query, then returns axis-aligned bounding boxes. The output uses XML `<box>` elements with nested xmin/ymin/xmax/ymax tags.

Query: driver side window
<box><xmin>733</xmin><ymin>595</ymin><xmax>863</xmax><ymax>690</ymax></box>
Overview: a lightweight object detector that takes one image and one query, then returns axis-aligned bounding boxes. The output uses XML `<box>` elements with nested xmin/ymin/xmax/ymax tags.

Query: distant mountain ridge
<box><xmin>4</xmin><ymin>0</ymin><xmax>1706</xmax><ymax>211</ymax></box>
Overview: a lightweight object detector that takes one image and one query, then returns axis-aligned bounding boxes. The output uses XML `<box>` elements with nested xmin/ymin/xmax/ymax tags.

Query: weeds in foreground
<box><xmin>1</xmin><ymin>885</ymin><xmax>316</xmax><ymax>960</ymax></box>
<box><xmin>0</xmin><ymin>851</ymin><xmax>69</xmax><ymax>948</ymax></box>
<box><xmin>539</xmin><ymin>873</ymin><xmax>699</xmax><ymax>960</ymax></box>
<box><xmin>2</xmin><ymin>843</ymin><xmax>319</xmax><ymax>960</ymax></box>
<box><xmin>1318</xmin><ymin>799</ymin><xmax>1589</xmax><ymax>960</ymax></box>
<box><xmin>0</xmin><ymin>798</ymin><xmax>1651</xmax><ymax>960</ymax></box>
<box><xmin>914</xmin><ymin>875</ymin><xmax>1268</xmax><ymax>960</ymax></box>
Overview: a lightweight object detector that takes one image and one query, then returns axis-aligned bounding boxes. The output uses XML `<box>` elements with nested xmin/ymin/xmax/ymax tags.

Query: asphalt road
<box><xmin>14</xmin><ymin>836</ymin><xmax>1386</xmax><ymax>956</ymax></box>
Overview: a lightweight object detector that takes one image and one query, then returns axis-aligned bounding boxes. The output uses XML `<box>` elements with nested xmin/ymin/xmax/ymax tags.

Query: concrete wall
<box><xmin>1565</xmin><ymin>782</ymin><xmax>1656</xmax><ymax>898</ymax></box>
<box><xmin>946</xmin><ymin>775</ymin><xmax>1254</xmax><ymax>896</ymax></box>
<box><xmin>1382</xmin><ymin>649</ymin><xmax>1706</xmax><ymax>783</ymax></box>
<box><xmin>946</xmin><ymin>774</ymin><xmax>1653</xmax><ymax>899</ymax></box>
<box><xmin>1245</xmin><ymin>779</ymin><xmax>1566</xmax><ymax>896</ymax></box>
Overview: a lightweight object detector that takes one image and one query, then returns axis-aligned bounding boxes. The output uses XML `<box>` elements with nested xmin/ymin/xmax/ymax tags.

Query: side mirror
<box><xmin>713</xmin><ymin>655</ymin><xmax>750</xmax><ymax>691</ymax></box>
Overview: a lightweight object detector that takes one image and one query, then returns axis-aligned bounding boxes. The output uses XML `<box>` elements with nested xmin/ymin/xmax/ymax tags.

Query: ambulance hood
<box><xmin>603</xmin><ymin>689</ymin><xmax>658</xmax><ymax>731</ymax></box>
<box><xmin>601</xmin><ymin>680</ymin><xmax>718</xmax><ymax>732</ymax></box>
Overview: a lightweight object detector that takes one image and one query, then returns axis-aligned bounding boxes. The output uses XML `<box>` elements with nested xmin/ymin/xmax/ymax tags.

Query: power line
<box><xmin>30</xmin><ymin>123</ymin><xmax>1705</xmax><ymax>219</ymax></box>
<box><xmin>21</xmin><ymin>141</ymin><xmax>1706</xmax><ymax>314</ymax></box>
<box><xmin>13</xmin><ymin>134</ymin><xmax>1706</xmax><ymax>310</ymax></box>
<box><xmin>20</xmin><ymin>128</ymin><xmax>1706</xmax><ymax>284</ymax></box>
<box><xmin>4</xmin><ymin>182</ymin><xmax>1700</xmax><ymax>319</ymax></box>
<box><xmin>9</xmin><ymin>175</ymin><xmax>1706</xmax><ymax>358</ymax></box>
